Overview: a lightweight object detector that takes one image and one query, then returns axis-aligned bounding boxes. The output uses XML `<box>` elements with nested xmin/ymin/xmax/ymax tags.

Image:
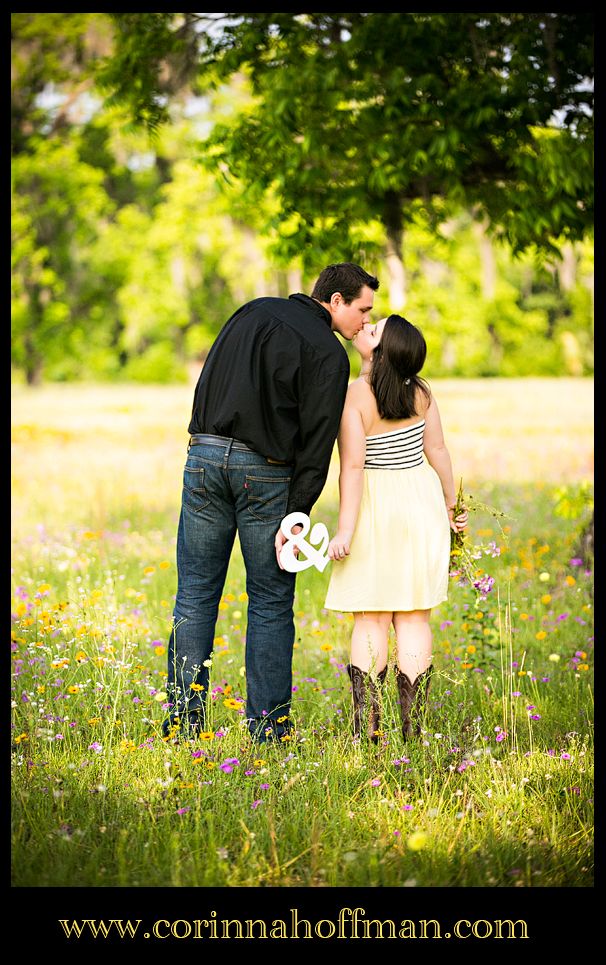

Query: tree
<box><xmin>97</xmin><ymin>11</ymin><xmax>594</xmax><ymax>290</ymax></box>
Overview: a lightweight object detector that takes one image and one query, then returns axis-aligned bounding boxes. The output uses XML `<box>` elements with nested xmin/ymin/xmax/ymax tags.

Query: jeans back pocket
<box><xmin>183</xmin><ymin>466</ymin><xmax>211</xmax><ymax>513</ymax></box>
<box><xmin>246</xmin><ymin>473</ymin><xmax>291</xmax><ymax>521</ymax></box>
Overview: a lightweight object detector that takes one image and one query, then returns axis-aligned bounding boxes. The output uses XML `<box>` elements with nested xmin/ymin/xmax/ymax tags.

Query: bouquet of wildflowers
<box><xmin>449</xmin><ymin>479</ymin><xmax>510</xmax><ymax>603</ymax></box>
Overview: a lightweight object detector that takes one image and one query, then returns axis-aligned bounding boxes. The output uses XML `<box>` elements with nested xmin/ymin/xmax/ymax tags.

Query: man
<box><xmin>164</xmin><ymin>263</ymin><xmax>379</xmax><ymax>743</ymax></box>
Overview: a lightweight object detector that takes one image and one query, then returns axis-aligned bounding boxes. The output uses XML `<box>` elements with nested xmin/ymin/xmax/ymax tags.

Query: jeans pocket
<box><xmin>246</xmin><ymin>473</ymin><xmax>291</xmax><ymax>521</ymax></box>
<box><xmin>183</xmin><ymin>466</ymin><xmax>211</xmax><ymax>512</ymax></box>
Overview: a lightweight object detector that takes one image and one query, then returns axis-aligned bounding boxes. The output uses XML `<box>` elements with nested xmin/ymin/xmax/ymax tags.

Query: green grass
<box><xmin>11</xmin><ymin>382</ymin><xmax>594</xmax><ymax>889</ymax></box>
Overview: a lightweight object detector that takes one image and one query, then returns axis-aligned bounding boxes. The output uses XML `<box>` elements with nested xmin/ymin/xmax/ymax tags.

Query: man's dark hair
<box><xmin>311</xmin><ymin>263</ymin><xmax>379</xmax><ymax>304</ymax></box>
<box><xmin>370</xmin><ymin>314</ymin><xmax>431</xmax><ymax>420</ymax></box>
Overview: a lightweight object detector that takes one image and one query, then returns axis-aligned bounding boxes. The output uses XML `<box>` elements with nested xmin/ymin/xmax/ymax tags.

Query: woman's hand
<box><xmin>328</xmin><ymin>530</ymin><xmax>353</xmax><ymax>561</ymax></box>
<box><xmin>447</xmin><ymin>505</ymin><xmax>468</xmax><ymax>533</ymax></box>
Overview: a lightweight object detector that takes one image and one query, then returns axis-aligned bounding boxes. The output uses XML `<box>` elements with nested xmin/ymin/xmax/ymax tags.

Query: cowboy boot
<box><xmin>395</xmin><ymin>665</ymin><xmax>433</xmax><ymax>740</ymax></box>
<box><xmin>347</xmin><ymin>664</ymin><xmax>388</xmax><ymax>742</ymax></box>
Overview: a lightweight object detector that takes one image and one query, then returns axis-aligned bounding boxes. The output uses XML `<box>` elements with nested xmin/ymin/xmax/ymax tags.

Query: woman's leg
<box><xmin>350</xmin><ymin>611</ymin><xmax>392</xmax><ymax>673</ymax></box>
<box><xmin>347</xmin><ymin>611</ymin><xmax>391</xmax><ymax>740</ymax></box>
<box><xmin>393</xmin><ymin>609</ymin><xmax>432</xmax><ymax>679</ymax></box>
<box><xmin>393</xmin><ymin>609</ymin><xmax>433</xmax><ymax>739</ymax></box>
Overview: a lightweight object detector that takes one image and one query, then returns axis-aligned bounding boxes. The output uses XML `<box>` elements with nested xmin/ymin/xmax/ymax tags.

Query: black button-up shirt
<box><xmin>188</xmin><ymin>293</ymin><xmax>350</xmax><ymax>516</ymax></box>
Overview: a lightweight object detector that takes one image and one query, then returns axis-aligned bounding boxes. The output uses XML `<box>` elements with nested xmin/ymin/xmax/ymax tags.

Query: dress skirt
<box><xmin>324</xmin><ymin>459</ymin><xmax>451</xmax><ymax>612</ymax></box>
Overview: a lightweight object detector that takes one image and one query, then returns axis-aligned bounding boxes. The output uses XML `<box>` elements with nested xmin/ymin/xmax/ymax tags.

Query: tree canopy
<box><xmin>98</xmin><ymin>12</ymin><xmax>594</xmax><ymax>268</ymax></box>
<box><xmin>11</xmin><ymin>13</ymin><xmax>594</xmax><ymax>383</ymax></box>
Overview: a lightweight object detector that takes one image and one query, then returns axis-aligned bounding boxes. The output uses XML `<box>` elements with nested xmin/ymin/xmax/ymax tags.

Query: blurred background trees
<box><xmin>12</xmin><ymin>12</ymin><xmax>593</xmax><ymax>384</ymax></box>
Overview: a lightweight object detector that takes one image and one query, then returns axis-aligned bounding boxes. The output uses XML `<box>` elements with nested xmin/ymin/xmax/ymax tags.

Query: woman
<box><xmin>324</xmin><ymin>314</ymin><xmax>468</xmax><ymax>742</ymax></box>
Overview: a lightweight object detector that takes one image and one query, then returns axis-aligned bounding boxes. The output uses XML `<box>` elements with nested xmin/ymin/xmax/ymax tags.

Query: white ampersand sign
<box><xmin>279</xmin><ymin>512</ymin><xmax>331</xmax><ymax>573</ymax></box>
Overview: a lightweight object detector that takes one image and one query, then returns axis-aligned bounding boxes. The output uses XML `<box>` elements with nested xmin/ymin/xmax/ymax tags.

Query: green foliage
<box><xmin>98</xmin><ymin>12</ymin><xmax>593</xmax><ymax>268</ymax></box>
<box><xmin>11</xmin><ymin>13</ymin><xmax>594</xmax><ymax>383</ymax></box>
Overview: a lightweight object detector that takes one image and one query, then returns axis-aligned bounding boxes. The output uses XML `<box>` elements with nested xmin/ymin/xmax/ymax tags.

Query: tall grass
<box><xmin>11</xmin><ymin>381</ymin><xmax>593</xmax><ymax>889</ymax></box>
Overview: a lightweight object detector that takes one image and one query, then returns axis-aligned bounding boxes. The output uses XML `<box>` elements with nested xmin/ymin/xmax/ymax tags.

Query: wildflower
<box><xmin>472</xmin><ymin>575</ymin><xmax>495</xmax><ymax>600</ymax></box>
<box><xmin>190</xmin><ymin>683</ymin><xmax>205</xmax><ymax>692</ymax></box>
<box><xmin>535</xmin><ymin>631</ymin><xmax>547</xmax><ymax>640</ymax></box>
<box><xmin>88</xmin><ymin>742</ymin><xmax>103</xmax><ymax>753</ymax></box>
<box><xmin>541</xmin><ymin>594</ymin><xmax>552</xmax><ymax>605</ymax></box>
<box><xmin>159</xmin><ymin>561</ymin><xmax>170</xmax><ymax>569</ymax></box>
<box><xmin>529</xmin><ymin>714</ymin><xmax>542</xmax><ymax>721</ymax></box>
<box><xmin>200</xmin><ymin>731</ymin><xmax>214</xmax><ymax>741</ymax></box>
<box><xmin>251</xmin><ymin>800</ymin><xmax>263</xmax><ymax>809</ymax></box>
<box><xmin>578</xmin><ymin>664</ymin><xmax>589</xmax><ymax>671</ymax></box>
<box><xmin>259</xmin><ymin>783</ymin><xmax>270</xmax><ymax>790</ymax></box>
<box><xmin>154</xmin><ymin>646</ymin><xmax>166</xmax><ymax>656</ymax></box>
<box><xmin>402</xmin><ymin>805</ymin><xmax>413</xmax><ymax>811</ymax></box>
<box><xmin>276</xmin><ymin>715</ymin><xmax>289</xmax><ymax>724</ymax></box>
<box><xmin>67</xmin><ymin>686</ymin><xmax>80</xmax><ymax>694</ymax></box>
<box><xmin>371</xmin><ymin>778</ymin><xmax>381</xmax><ymax>787</ymax></box>
<box><xmin>496</xmin><ymin>731</ymin><xmax>507</xmax><ymax>743</ymax></box>
<box><xmin>320</xmin><ymin>644</ymin><xmax>333</xmax><ymax>652</ymax></box>
<box><xmin>176</xmin><ymin>807</ymin><xmax>190</xmax><ymax>815</ymax></box>
<box><xmin>539</xmin><ymin>572</ymin><xmax>550</xmax><ymax>582</ymax></box>
<box><xmin>565</xmin><ymin>575</ymin><xmax>576</xmax><ymax>586</ymax></box>
<box><xmin>548</xmin><ymin>653</ymin><xmax>561</xmax><ymax>662</ymax></box>
<box><xmin>153</xmin><ymin>691</ymin><xmax>167</xmax><ymax>702</ymax></box>
<box><xmin>561</xmin><ymin>753</ymin><xmax>571</xmax><ymax>760</ymax></box>
<box><xmin>407</xmin><ymin>831</ymin><xmax>428</xmax><ymax>851</ymax></box>
<box><xmin>14</xmin><ymin>733</ymin><xmax>28</xmax><ymax>744</ymax></box>
<box><xmin>280</xmin><ymin>734</ymin><xmax>292</xmax><ymax>742</ymax></box>
<box><xmin>253</xmin><ymin>759</ymin><xmax>266</xmax><ymax>767</ymax></box>
<box><xmin>570</xmin><ymin>558</ymin><xmax>583</xmax><ymax>566</ymax></box>
<box><xmin>219</xmin><ymin>758</ymin><xmax>240</xmax><ymax>773</ymax></box>
<box><xmin>223</xmin><ymin>698</ymin><xmax>243</xmax><ymax>710</ymax></box>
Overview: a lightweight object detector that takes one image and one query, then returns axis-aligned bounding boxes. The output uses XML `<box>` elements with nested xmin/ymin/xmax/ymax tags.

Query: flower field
<box><xmin>11</xmin><ymin>379</ymin><xmax>593</xmax><ymax>890</ymax></box>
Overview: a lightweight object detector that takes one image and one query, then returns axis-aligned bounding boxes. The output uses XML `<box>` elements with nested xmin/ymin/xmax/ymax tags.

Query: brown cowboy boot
<box><xmin>347</xmin><ymin>664</ymin><xmax>388</xmax><ymax>742</ymax></box>
<box><xmin>395</xmin><ymin>665</ymin><xmax>433</xmax><ymax>740</ymax></box>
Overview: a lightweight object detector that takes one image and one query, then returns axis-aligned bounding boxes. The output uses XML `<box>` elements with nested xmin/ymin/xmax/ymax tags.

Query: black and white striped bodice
<box><xmin>364</xmin><ymin>420</ymin><xmax>425</xmax><ymax>469</ymax></box>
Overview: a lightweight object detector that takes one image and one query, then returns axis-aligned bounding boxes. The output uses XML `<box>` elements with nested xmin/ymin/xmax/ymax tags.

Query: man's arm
<box><xmin>274</xmin><ymin>360</ymin><xmax>349</xmax><ymax>568</ymax></box>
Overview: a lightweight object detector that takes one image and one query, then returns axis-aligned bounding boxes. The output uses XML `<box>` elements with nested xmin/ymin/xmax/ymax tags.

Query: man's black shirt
<box><xmin>188</xmin><ymin>293</ymin><xmax>351</xmax><ymax>516</ymax></box>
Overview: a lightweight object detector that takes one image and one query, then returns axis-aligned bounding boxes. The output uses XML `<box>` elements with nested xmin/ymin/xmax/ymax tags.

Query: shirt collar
<box><xmin>289</xmin><ymin>293</ymin><xmax>333</xmax><ymax>328</ymax></box>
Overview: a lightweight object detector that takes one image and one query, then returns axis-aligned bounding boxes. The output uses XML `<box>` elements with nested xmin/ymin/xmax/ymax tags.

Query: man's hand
<box><xmin>275</xmin><ymin>524</ymin><xmax>303</xmax><ymax>569</ymax></box>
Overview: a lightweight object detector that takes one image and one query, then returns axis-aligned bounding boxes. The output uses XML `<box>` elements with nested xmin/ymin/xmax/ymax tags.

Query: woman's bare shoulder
<box><xmin>345</xmin><ymin>377</ymin><xmax>373</xmax><ymax>404</ymax></box>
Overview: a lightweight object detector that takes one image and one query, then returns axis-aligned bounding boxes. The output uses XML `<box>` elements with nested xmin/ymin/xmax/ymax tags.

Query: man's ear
<box><xmin>330</xmin><ymin>291</ymin><xmax>343</xmax><ymax>310</ymax></box>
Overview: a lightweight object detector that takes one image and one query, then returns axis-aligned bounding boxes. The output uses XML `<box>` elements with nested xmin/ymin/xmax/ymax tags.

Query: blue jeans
<box><xmin>165</xmin><ymin>438</ymin><xmax>296</xmax><ymax>742</ymax></box>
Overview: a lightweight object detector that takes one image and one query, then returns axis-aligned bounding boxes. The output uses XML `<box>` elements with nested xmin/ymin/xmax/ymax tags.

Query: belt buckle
<box><xmin>267</xmin><ymin>457</ymin><xmax>286</xmax><ymax>465</ymax></box>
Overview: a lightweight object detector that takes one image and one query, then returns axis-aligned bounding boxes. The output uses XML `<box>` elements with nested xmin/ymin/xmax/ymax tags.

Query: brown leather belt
<box><xmin>189</xmin><ymin>433</ymin><xmax>255</xmax><ymax>451</ymax></box>
<box><xmin>188</xmin><ymin>434</ymin><xmax>289</xmax><ymax>465</ymax></box>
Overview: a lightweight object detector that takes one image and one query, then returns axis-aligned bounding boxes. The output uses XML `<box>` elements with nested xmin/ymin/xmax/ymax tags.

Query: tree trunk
<box><xmin>385</xmin><ymin>229</ymin><xmax>406</xmax><ymax>310</ymax></box>
<box><xmin>474</xmin><ymin>216</ymin><xmax>497</xmax><ymax>300</ymax></box>
<box><xmin>557</xmin><ymin>242</ymin><xmax>577</xmax><ymax>292</ymax></box>
<box><xmin>383</xmin><ymin>192</ymin><xmax>406</xmax><ymax>309</ymax></box>
<box><xmin>574</xmin><ymin>511</ymin><xmax>594</xmax><ymax>563</ymax></box>
<box><xmin>24</xmin><ymin>330</ymin><xmax>43</xmax><ymax>385</ymax></box>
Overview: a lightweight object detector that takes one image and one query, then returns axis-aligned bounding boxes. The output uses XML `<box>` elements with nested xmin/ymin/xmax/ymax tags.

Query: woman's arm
<box><xmin>423</xmin><ymin>393</ymin><xmax>468</xmax><ymax>533</ymax></box>
<box><xmin>327</xmin><ymin>393</ymin><xmax>367</xmax><ymax>561</ymax></box>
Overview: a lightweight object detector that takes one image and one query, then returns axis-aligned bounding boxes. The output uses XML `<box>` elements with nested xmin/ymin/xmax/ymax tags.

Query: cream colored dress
<box><xmin>324</xmin><ymin>420</ymin><xmax>450</xmax><ymax>612</ymax></box>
